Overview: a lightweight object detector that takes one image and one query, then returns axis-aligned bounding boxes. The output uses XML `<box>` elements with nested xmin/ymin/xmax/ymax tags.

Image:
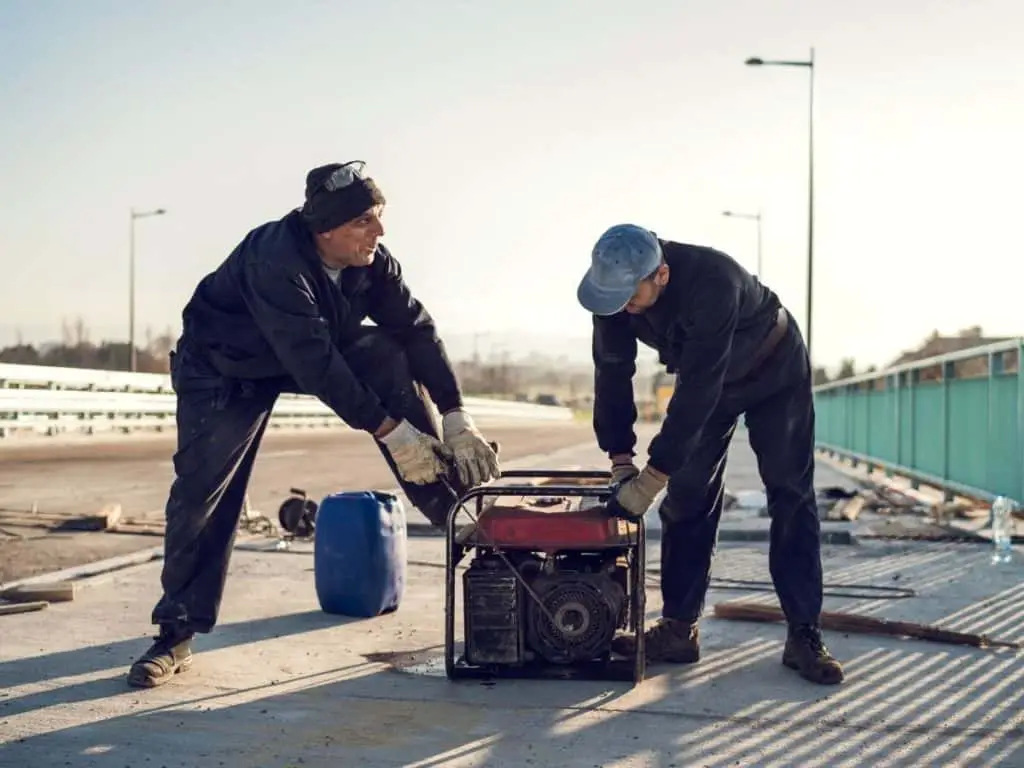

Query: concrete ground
<box><xmin>1</xmin><ymin>428</ymin><xmax>1022</xmax><ymax>767</ymax></box>
<box><xmin>0</xmin><ymin>420</ymin><xmax>600</xmax><ymax>583</ymax></box>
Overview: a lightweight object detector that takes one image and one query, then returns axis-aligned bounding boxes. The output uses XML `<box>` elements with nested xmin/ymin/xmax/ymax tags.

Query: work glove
<box><xmin>610</xmin><ymin>455</ymin><xmax>640</xmax><ymax>484</ymax></box>
<box><xmin>607</xmin><ymin>466</ymin><xmax>667</xmax><ymax>520</ymax></box>
<box><xmin>441</xmin><ymin>408</ymin><xmax>501</xmax><ymax>488</ymax></box>
<box><xmin>378</xmin><ymin>419</ymin><xmax>453</xmax><ymax>485</ymax></box>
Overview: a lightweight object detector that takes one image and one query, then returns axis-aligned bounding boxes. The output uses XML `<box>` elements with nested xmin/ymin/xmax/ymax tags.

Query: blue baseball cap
<box><xmin>577</xmin><ymin>224</ymin><xmax>663</xmax><ymax>315</ymax></box>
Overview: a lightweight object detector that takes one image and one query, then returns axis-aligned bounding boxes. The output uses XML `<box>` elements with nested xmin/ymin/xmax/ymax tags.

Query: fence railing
<box><xmin>0</xmin><ymin>362</ymin><xmax>573</xmax><ymax>438</ymax></box>
<box><xmin>813</xmin><ymin>338</ymin><xmax>1024</xmax><ymax>505</ymax></box>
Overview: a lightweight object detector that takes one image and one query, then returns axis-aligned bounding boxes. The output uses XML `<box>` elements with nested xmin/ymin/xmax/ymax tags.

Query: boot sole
<box><xmin>127</xmin><ymin>655</ymin><xmax>193</xmax><ymax>688</ymax></box>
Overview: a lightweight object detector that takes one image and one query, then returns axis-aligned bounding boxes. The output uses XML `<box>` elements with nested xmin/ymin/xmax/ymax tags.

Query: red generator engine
<box><xmin>443</xmin><ymin>469</ymin><xmax>646</xmax><ymax>684</ymax></box>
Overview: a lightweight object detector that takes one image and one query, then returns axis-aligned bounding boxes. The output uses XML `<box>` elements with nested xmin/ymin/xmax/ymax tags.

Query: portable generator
<box><xmin>443</xmin><ymin>469</ymin><xmax>646</xmax><ymax>684</ymax></box>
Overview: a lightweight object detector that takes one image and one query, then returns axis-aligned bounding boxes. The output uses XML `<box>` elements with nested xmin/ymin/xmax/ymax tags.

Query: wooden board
<box><xmin>0</xmin><ymin>581</ymin><xmax>77</xmax><ymax>603</ymax></box>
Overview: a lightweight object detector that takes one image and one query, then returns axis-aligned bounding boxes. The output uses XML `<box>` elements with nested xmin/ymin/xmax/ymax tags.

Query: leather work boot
<box><xmin>126</xmin><ymin>624</ymin><xmax>195</xmax><ymax>688</ymax></box>
<box><xmin>782</xmin><ymin>624</ymin><xmax>845</xmax><ymax>685</ymax></box>
<box><xmin>611</xmin><ymin>618</ymin><xmax>700</xmax><ymax>664</ymax></box>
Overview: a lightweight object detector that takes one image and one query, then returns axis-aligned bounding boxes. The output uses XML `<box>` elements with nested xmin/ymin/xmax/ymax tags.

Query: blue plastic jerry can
<box><xmin>313</xmin><ymin>490</ymin><xmax>408</xmax><ymax>618</ymax></box>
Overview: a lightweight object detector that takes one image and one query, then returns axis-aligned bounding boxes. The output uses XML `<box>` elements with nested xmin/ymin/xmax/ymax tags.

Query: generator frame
<box><xmin>443</xmin><ymin>468</ymin><xmax>646</xmax><ymax>684</ymax></box>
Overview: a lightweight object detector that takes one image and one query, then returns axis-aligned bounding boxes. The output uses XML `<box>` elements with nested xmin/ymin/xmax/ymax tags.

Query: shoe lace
<box><xmin>793</xmin><ymin>624</ymin><xmax>827</xmax><ymax>654</ymax></box>
<box><xmin>651</xmin><ymin>618</ymin><xmax>695</xmax><ymax>643</ymax></box>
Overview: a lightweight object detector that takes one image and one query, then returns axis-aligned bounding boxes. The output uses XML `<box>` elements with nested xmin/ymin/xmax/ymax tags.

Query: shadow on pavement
<box><xmin>4</xmin><ymin>615</ymin><xmax>1021</xmax><ymax>767</ymax></box>
<box><xmin>2</xmin><ymin>538</ymin><xmax>1023</xmax><ymax>767</ymax></box>
<box><xmin>0</xmin><ymin>609</ymin><xmax>362</xmax><ymax>718</ymax></box>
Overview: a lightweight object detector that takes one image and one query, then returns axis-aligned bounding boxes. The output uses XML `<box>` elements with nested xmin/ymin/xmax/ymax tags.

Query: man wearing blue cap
<box><xmin>577</xmin><ymin>223</ymin><xmax>844</xmax><ymax>685</ymax></box>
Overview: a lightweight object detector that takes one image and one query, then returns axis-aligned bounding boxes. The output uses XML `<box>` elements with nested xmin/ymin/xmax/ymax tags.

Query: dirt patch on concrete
<box><xmin>363</xmin><ymin>644</ymin><xmax>446</xmax><ymax>669</ymax></box>
<box><xmin>0</xmin><ymin>528</ymin><xmax>159</xmax><ymax>584</ymax></box>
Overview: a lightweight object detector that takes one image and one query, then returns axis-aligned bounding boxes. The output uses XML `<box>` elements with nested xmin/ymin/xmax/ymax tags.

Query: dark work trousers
<box><xmin>150</xmin><ymin>327</ymin><xmax>461</xmax><ymax>634</ymax></box>
<box><xmin>657</xmin><ymin>315</ymin><xmax>823</xmax><ymax>629</ymax></box>
<box><xmin>344</xmin><ymin>328</ymin><xmax>466</xmax><ymax>528</ymax></box>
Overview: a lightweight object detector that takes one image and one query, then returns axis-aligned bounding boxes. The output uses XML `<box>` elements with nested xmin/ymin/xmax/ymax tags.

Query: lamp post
<box><xmin>129</xmin><ymin>207</ymin><xmax>167</xmax><ymax>372</ymax></box>
<box><xmin>745</xmin><ymin>47</ymin><xmax>816</xmax><ymax>359</ymax></box>
<box><xmin>722</xmin><ymin>209</ymin><xmax>763</xmax><ymax>280</ymax></box>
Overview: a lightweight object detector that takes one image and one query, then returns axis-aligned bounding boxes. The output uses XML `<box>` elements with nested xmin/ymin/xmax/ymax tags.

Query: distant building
<box><xmin>888</xmin><ymin>326</ymin><xmax>1012</xmax><ymax>366</ymax></box>
<box><xmin>888</xmin><ymin>326</ymin><xmax>1017</xmax><ymax>381</ymax></box>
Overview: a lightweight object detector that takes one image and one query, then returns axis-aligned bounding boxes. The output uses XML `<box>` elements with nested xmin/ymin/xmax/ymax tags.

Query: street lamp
<box><xmin>722</xmin><ymin>209</ymin><xmax>763</xmax><ymax>280</ymax></box>
<box><xmin>129</xmin><ymin>207</ymin><xmax>167</xmax><ymax>372</ymax></box>
<box><xmin>745</xmin><ymin>47</ymin><xmax>816</xmax><ymax>360</ymax></box>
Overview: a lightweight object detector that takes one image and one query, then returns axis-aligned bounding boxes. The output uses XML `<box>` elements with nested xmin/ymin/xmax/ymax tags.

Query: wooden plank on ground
<box><xmin>0</xmin><ymin>581</ymin><xmax>77</xmax><ymax>603</ymax></box>
<box><xmin>0</xmin><ymin>600</ymin><xmax>49</xmax><ymax>616</ymax></box>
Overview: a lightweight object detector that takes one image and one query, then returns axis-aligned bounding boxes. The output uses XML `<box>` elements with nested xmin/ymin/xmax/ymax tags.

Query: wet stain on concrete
<box><xmin>363</xmin><ymin>644</ymin><xmax>446</xmax><ymax>671</ymax></box>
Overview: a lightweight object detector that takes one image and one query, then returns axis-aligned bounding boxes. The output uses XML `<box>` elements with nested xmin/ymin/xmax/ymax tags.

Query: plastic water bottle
<box><xmin>990</xmin><ymin>496</ymin><xmax>1015</xmax><ymax>564</ymax></box>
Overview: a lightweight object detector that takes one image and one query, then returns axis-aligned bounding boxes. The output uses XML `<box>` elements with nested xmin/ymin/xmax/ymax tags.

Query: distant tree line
<box><xmin>813</xmin><ymin>357</ymin><xmax>877</xmax><ymax>386</ymax></box>
<box><xmin>0</xmin><ymin>318</ymin><xmax>596</xmax><ymax>402</ymax></box>
<box><xmin>0</xmin><ymin>318</ymin><xmax>176</xmax><ymax>374</ymax></box>
<box><xmin>10</xmin><ymin>319</ymin><xmax>988</xmax><ymax>392</ymax></box>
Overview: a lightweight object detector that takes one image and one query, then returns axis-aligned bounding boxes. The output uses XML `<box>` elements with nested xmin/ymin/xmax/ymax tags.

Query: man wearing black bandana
<box><xmin>126</xmin><ymin>161</ymin><xmax>499</xmax><ymax>689</ymax></box>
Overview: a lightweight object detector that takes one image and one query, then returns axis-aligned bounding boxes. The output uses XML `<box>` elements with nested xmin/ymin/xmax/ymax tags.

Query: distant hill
<box><xmin>442</xmin><ymin>331</ymin><xmax>661</xmax><ymax>370</ymax></box>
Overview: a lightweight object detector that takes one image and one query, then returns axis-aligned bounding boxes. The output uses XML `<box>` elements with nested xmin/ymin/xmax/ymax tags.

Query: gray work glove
<box><xmin>441</xmin><ymin>409</ymin><xmax>500</xmax><ymax>488</ymax></box>
<box><xmin>378</xmin><ymin>420</ymin><xmax>453</xmax><ymax>485</ymax></box>
<box><xmin>610</xmin><ymin>455</ymin><xmax>640</xmax><ymax>484</ymax></box>
<box><xmin>610</xmin><ymin>466</ymin><xmax>668</xmax><ymax>519</ymax></box>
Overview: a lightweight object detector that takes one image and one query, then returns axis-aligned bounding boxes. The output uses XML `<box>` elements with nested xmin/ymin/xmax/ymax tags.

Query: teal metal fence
<box><xmin>812</xmin><ymin>338</ymin><xmax>1024</xmax><ymax>505</ymax></box>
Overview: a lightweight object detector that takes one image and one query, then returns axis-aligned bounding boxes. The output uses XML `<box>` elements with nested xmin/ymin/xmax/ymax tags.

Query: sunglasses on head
<box><xmin>322</xmin><ymin>160</ymin><xmax>367</xmax><ymax>193</ymax></box>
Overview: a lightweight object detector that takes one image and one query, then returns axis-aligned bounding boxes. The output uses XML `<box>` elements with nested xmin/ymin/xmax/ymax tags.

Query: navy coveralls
<box><xmin>592</xmin><ymin>239</ymin><xmax>823</xmax><ymax>627</ymax></box>
<box><xmin>152</xmin><ymin>209</ymin><xmax>464</xmax><ymax>634</ymax></box>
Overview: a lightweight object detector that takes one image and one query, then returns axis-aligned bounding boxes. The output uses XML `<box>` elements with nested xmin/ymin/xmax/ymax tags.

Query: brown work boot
<box><xmin>611</xmin><ymin>618</ymin><xmax>700</xmax><ymax>664</ymax></box>
<box><xmin>782</xmin><ymin>624</ymin><xmax>845</xmax><ymax>685</ymax></box>
<box><xmin>126</xmin><ymin>624</ymin><xmax>194</xmax><ymax>688</ymax></box>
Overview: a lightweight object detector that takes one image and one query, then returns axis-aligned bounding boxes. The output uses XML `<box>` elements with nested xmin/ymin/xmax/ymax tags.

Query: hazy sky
<box><xmin>1</xmin><ymin>0</ymin><xmax>1021</xmax><ymax>371</ymax></box>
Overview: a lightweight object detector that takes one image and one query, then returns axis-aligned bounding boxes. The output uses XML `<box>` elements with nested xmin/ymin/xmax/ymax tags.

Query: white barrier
<box><xmin>0</xmin><ymin>362</ymin><xmax>174</xmax><ymax>392</ymax></box>
<box><xmin>0</xmin><ymin>363</ymin><xmax>574</xmax><ymax>438</ymax></box>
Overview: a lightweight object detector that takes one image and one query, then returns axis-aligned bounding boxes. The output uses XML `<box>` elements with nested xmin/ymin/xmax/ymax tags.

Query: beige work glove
<box><xmin>378</xmin><ymin>419</ymin><xmax>452</xmax><ymax>485</ymax></box>
<box><xmin>442</xmin><ymin>409</ymin><xmax>500</xmax><ymax>488</ymax></box>
<box><xmin>610</xmin><ymin>454</ymin><xmax>640</xmax><ymax>484</ymax></box>
<box><xmin>608</xmin><ymin>466</ymin><xmax>668</xmax><ymax>519</ymax></box>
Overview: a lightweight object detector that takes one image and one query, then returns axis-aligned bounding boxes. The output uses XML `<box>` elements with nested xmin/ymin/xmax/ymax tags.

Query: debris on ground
<box><xmin>0</xmin><ymin>579</ymin><xmax>77</xmax><ymax>617</ymax></box>
<box><xmin>723</xmin><ymin>474</ymin><xmax>1000</xmax><ymax>540</ymax></box>
<box><xmin>728</xmin><ymin>489</ymin><xmax>766</xmax><ymax>511</ymax></box>
<box><xmin>713</xmin><ymin>601</ymin><xmax>1022</xmax><ymax>650</ymax></box>
<box><xmin>1</xmin><ymin>581</ymin><xmax>77</xmax><ymax>603</ymax></box>
<box><xmin>0</xmin><ymin>600</ymin><xmax>48</xmax><ymax>616</ymax></box>
<box><xmin>812</xmin><ymin>483</ymin><xmax>990</xmax><ymax>523</ymax></box>
<box><xmin>103</xmin><ymin>494</ymin><xmax>294</xmax><ymax>547</ymax></box>
<box><xmin>0</xmin><ymin>501</ymin><xmax>123</xmax><ymax>532</ymax></box>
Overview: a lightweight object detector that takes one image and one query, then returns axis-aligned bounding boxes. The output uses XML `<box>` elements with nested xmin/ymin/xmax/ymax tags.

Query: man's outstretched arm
<box><xmin>240</xmin><ymin>255</ymin><xmax>449</xmax><ymax>484</ymax></box>
<box><xmin>367</xmin><ymin>246</ymin><xmax>498</xmax><ymax>487</ymax></box>
<box><xmin>366</xmin><ymin>246</ymin><xmax>464</xmax><ymax>414</ymax></box>
<box><xmin>592</xmin><ymin>312</ymin><xmax>639</xmax><ymax>458</ymax></box>
<box><xmin>646</xmin><ymin>271</ymin><xmax>741</xmax><ymax>476</ymax></box>
<box><xmin>242</xmin><ymin>255</ymin><xmax>391</xmax><ymax>433</ymax></box>
<box><xmin>607</xmin><ymin>271</ymin><xmax>741</xmax><ymax>520</ymax></box>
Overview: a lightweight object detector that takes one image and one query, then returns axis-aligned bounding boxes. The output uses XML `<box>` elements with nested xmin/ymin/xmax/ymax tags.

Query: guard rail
<box><xmin>813</xmin><ymin>338</ymin><xmax>1024</xmax><ymax>505</ymax></box>
<box><xmin>0</xmin><ymin>362</ymin><xmax>573</xmax><ymax>438</ymax></box>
